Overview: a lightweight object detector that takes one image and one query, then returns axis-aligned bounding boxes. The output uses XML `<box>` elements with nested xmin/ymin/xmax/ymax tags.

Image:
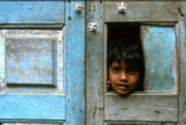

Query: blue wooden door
<box><xmin>0</xmin><ymin>1</ymin><xmax>85</xmax><ymax>125</ymax></box>
<box><xmin>86</xmin><ymin>1</ymin><xmax>186</xmax><ymax>124</ymax></box>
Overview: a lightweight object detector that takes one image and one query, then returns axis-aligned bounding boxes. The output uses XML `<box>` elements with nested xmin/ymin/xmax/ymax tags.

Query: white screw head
<box><xmin>75</xmin><ymin>3</ymin><xmax>83</xmax><ymax>13</ymax></box>
<box><xmin>118</xmin><ymin>2</ymin><xmax>127</xmax><ymax>13</ymax></box>
<box><xmin>88</xmin><ymin>23</ymin><xmax>98</xmax><ymax>32</ymax></box>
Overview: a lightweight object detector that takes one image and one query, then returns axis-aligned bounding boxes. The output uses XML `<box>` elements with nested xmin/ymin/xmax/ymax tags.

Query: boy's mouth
<box><xmin>117</xmin><ymin>83</ymin><xmax>129</xmax><ymax>90</ymax></box>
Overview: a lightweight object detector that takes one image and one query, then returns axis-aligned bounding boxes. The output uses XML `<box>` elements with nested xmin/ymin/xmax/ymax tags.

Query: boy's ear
<box><xmin>107</xmin><ymin>77</ymin><xmax>111</xmax><ymax>88</ymax></box>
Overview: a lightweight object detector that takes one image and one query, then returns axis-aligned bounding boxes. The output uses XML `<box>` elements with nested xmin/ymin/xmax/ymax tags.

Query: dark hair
<box><xmin>107</xmin><ymin>38</ymin><xmax>145</xmax><ymax>91</ymax></box>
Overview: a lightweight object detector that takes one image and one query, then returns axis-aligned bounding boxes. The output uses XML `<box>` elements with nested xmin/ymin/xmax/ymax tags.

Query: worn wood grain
<box><xmin>0</xmin><ymin>94</ymin><xmax>65</xmax><ymax>123</ymax></box>
<box><xmin>2</xmin><ymin>123</ymin><xmax>63</xmax><ymax>125</ymax></box>
<box><xmin>106</xmin><ymin>121</ymin><xmax>177</xmax><ymax>125</ymax></box>
<box><xmin>141</xmin><ymin>26</ymin><xmax>178</xmax><ymax>93</ymax></box>
<box><xmin>178</xmin><ymin>1</ymin><xmax>186</xmax><ymax>122</ymax></box>
<box><xmin>0</xmin><ymin>0</ymin><xmax>85</xmax><ymax>124</ymax></box>
<box><xmin>0</xmin><ymin>32</ymin><xmax>5</xmax><ymax>91</ymax></box>
<box><xmin>0</xmin><ymin>29</ymin><xmax>65</xmax><ymax>123</ymax></box>
<box><xmin>0</xmin><ymin>30</ymin><xmax>63</xmax><ymax>94</ymax></box>
<box><xmin>180</xmin><ymin>1</ymin><xmax>186</xmax><ymax>16</ymax></box>
<box><xmin>64</xmin><ymin>1</ymin><xmax>85</xmax><ymax>125</ymax></box>
<box><xmin>180</xmin><ymin>2</ymin><xmax>186</xmax><ymax>94</ymax></box>
<box><xmin>86</xmin><ymin>1</ymin><xmax>104</xmax><ymax>125</ymax></box>
<box><xmin>103</xmin><ymin>1</ymin><xmax>180</xmax><ymax>124</ymax></box>
<box><xmin>104</xmin><ymin>1</ymin><xmax>178</xmax><ymax>22</ymax></box>
<box><xmin>0</xmin><ymin>1</ymin><xmax>64</xmax><ymax>24</ymax></box>
<box><xmin>105</xmin><ymin>92</ymin><xmax>178</xmax><ymax>122</ymax></box>
<box><xmin>6</xmin><ymin>38</ymin><xmax>54</xmax><ymax>85</ymax></box>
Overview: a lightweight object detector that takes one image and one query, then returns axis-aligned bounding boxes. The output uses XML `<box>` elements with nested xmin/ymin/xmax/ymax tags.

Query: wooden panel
<box><xmin>141</xmin><ymin>26</ymin><xmax>177</xmax><ymax>93</ymax></box>
<box><xmin>0</xmin><ymin>30</ymin><xmax>65</xmax><ymax>122</ymax></box>
<box><xmin>0</xmin><ymin>30</ymin><xmax>63</xmax><ymax>91</ymax></box>
<box><xmin>2</xmin><ymin>123</ymin><xmax>63</xmax><ymax>125</ymax></box>
<box><xmin>104</xmin><ymin>1</ymin><xmax>178</xmax><ymax>22</ymax></box>
<box><xmin>105</xmin><ymin>92</ymin><xmax>178</xmax><ymax>122</ymax></box>
<box><xmin>178</xmin><ymin>2</ymin><xmax>186</xmax><ymax>121</ymax></box>
<box><xmin>64</xmin><ymin>1</ymin><xmax>85</xmax><ymax>125</ymax></box>
<box><xmin>86</xmin><ymin>1</ymin><xmax>104</xmax><ymax>125</ymax></box>
<box><xmin>0</xmin><ymin>1</ymin><xmax>64</xmax><ymax>24</ymax></box>
<box><xmin>0</xmin><ymin>33</ymin><xmax>5</xmax><ymax>90</ymax></box>
<box><xmin>106</xmin><ymin>121</ymin><xmax>177</xmax><ymax>125</ymax></box>
<box><xmin>0</xmin><ymin>94</ymin><xmax>65</xmax><ymax>123</ymax></box>
<box><xmin>180</xmin><ymin>1</ymin><xmax>186</xmax><ymax>16</ymax></box>
<box><xmin>0</xmin><ymin>0</ymin><xmax>68</xmax><ymax>124</ymax></box>
<box><xmin>6</xmin><ymin>38</ymin><xmax>54</xmax><ymax>85</ymax></box>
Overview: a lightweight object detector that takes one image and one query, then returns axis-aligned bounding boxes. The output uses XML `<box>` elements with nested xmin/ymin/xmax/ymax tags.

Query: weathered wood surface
<box><xmin>178</xmin><ymin>1</ymin><xmax>186</xmax><ymax>123</ymax></box>
<box><xmin>2</xmin><ymin>123</ymin><xmax>63</xmax><ymax>125</ymax></box>
<box><xmin>64</xmin><ymin>1</ymin><xmax>85</xmax><ymax>125</ymax></box>
<box><xmin>0</xmin><ymin>29</ymin><xmax>65</xmax><ymax>123</ymax></box>
<box><xmin>6</xmin><ymin>38</ymin><xmax>54</xmax><ymax>85</ymax></box>
<box><xmin>106</xmin><ymin>121</ymin><xmax>177</xmax><ymax>125</ymax></box>
<box><xmin>0</xmin><ymin>0</ymin><xmax>86</xmax><ymax>124</ymax></box>
<box><xmin>141</xmin><ymin>26</ymin><xmax>177</xmax><ymax>93</ymax></box>
<box><xmin>86</xmin><ymin>1</ymin><xmax>104</xmax><ymax>125</ymax></box>
<box><xmin>0</xmin><ymin>94</ymin><xmax>65</xmax><ymax>123</ymax></box>
<box><xmin>0</xmin><ymin>0</ymin><xmax>186</xmax><ymax>124</ymax></box>
<box><xmin>105</xmin><ymin>92</ymin><xmax>178</xmax><ymax>122</ymax></box>
<box><xmin>0</xmin><ymin>1</ymin><xmax>64</xmax><ymax>24</ymax></box>
<box><xmin>180</xmin><ymin>1</ymin><xmax>186</xmax><ymax>17</ymax></box>
<box><xmin>0</xmin><ymin>30</ymin><xmax>63</xmax><ymax>94</ymax></box>
<box><xmin>104</xmin><ymin>1</ymin><xmax>178</xmax><ymax>22</ymax></box>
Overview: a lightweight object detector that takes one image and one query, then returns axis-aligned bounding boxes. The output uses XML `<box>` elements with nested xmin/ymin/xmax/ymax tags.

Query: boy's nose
<box><xmin>120</xmin><ymin>71</ymin><xmax>128</xmax><ymax>80</ymax></box>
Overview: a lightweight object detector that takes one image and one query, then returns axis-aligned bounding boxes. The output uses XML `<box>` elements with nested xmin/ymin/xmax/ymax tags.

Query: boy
<box><xmin>107</xmin><ymin>38</ymin><xmax>144</xmax><ymax>95</ymax></box>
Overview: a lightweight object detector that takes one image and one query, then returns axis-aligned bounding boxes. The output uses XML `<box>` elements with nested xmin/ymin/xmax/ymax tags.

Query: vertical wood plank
<box><xmin>64</xmin><ymin>1</ymin><xmax>85</xmax><ymax>125</ymax></box>
<box><xmin>86</xmin><ymin>0</ymin><xmax>104</xmax><ymax>125</ymax></box>
<box><xmin>178</xmin><ymin>1</ymin><xmax>186</xmax><ymax>122</ymax></box>
<box><xmin>0</xmin><ymin>33</ymin><xmax>5</xmax><ymax>91</ymax></box>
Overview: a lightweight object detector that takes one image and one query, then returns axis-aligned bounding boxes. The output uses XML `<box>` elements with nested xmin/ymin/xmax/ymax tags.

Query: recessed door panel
<box><xmin>0</xmin><ymin>0</ymin><xmax>86</xmax><ymax>124</ymax></box>
<box><xmin>6</xmin><ymin>38</ymin><xmax>55</xmax><ymax>85</ymax></box>
<box><xmin>0</xmin><ymin>30</ymin><xmax>65</xmax><ymax>122</ymax></box>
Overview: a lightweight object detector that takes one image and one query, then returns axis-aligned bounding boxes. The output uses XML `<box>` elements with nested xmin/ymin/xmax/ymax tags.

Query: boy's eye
<box><xmin>112</xmin><ymin>67</ymin><xmax>120</xmax><ymax>73</ymax></box>
<box><xmin>127</xmin><ymin>69</ymin><xmax>139</xmax><ymax>74</ymax></box>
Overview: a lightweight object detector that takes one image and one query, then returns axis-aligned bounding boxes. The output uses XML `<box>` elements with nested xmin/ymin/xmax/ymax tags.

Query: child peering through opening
<box><xmin>107</xmin><ymin>38</ymin><xmax>145</xmax><ymax>95</ymax></box>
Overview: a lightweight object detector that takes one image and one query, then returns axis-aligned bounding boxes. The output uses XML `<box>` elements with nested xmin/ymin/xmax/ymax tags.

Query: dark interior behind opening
<box><xmin>107</xmin><ymin>23</ymin><xmax>144</xmax><ymax>92</ymax></box>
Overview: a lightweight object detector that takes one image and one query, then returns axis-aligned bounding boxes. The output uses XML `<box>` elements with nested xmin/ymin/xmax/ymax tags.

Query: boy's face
<box><xmin>108</xmin><ymin>59</ymin><xmax>139</xmax><ymax>95</ymax></box>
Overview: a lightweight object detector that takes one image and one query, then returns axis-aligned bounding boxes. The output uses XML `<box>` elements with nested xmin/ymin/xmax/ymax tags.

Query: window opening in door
<box><xmin>107</xmin><ymin>23</ymin><xmax>145</xmax><ymax>95</ymax></box>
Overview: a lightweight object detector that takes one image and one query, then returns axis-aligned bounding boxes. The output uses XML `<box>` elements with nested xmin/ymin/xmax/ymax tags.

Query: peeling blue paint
<box><xmin>0</xmin><ymin>1</ymin><xmax>64</xmax><ymax>24</ymax></box>
<box><xmin>142</xmin><ymin>26</ymin><xmax>177</xmax><ymax>93</ymax></box>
